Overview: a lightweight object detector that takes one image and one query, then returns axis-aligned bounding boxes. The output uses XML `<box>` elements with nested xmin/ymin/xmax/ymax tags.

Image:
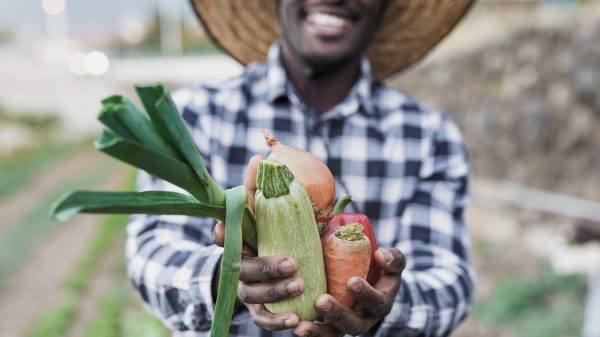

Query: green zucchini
<box><xmin>255</xmin><ymin>159</ymin><xmax>327</xmax><ymax>321</ymax></box>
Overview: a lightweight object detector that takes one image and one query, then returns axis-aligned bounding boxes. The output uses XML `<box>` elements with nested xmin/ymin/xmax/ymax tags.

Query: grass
<box><xmin>0</xmin><ymin>107</ymin><xmax>60</xmax><ymax>131</ymax></box>
<box><xmin>0</xmin><ymin>155</ymin><xmax>117</xmax><ymax>283</ymax></box>
<box><xmin>0</xmin><ymin>142</ymin><xmax>79</xmax><ymax>198</ymax></box>
<box><xmin>474</xmin><ymin>266</ymin><xmax>586</xmax><ymax>337</ymax></box>
<box><xmin>26</xmin><ymin>169</ymin><xmax>169</xmax><ymax>337</ymax></box>
<box><xmin>65</xmin><ymin>212</ymin><xmax>128</xmax><ymax>295</ymax></box>
<box><xmin>122</xmin><ymin>307</ymin><xmax>170</xmax><ymax>337</ymax></box>
<box><xmin>82</xmin><ymin>286</ymin><xmax>127</xmax><ymax>337</ymax></box>
<box><xmin>0</xmin><ymin>106</ymin><xmax>67</xmax><ymax>197</ymax></box>
<box><xmin>26</xmin><ymin>299</ymin><xmax>78</xmax><ymax>337</ymax></box>
<box><xmin>25</xmin><ymin>211</ymin><xmax>130</xmax><ymax>337</ymax></box>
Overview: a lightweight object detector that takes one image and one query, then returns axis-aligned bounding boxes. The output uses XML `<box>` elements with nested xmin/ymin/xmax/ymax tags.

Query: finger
<box><xmin>347</xmin><ymin>277</ymin><xmax>393</xmax><ymax>317</ymax></box>
<box><xmin>372</xmin><ymin>248</ymin><xmax>405</xmax><ymax>299</ymax></box>
<box><xmin>213</xmin><ymin>222</ymin><xmax>257</xmax><ymax>256</ymax></box>
<box><xmin>374</xmin><ymin>248</ymin><xmax>405</xmax><ymax>275</ymax></box>
<box><xmin>240</xmin><ymin>256</ymin><xmax>299</xmax><ymax>282</ymax></box>
<box><xmin>213</xmin><ymin>222</ymin><xmax>225</xmax><ymax>247</ymax></box>
<box><xmin>246</xmin><ymin>304</ymin><xmax>299</xmax><ymax>330</ymax></box>
<box><xmin>241</xmin><ymin>242</ymin><xmax>257</xmax><ymax>257</ymax></box>
<box><xmin>315</xmin><ymin>294</ymin><xmax>370</xmax><ymax>336</ymax></box>
<box><xmin>293</xmin><ymin>321</ymin><xmax>344</xmax><ymax>337</ymax></box>
<box><xmin>238</xmin><ymin>277</ymin><xmax>304</xmax><ymax>304</ymax></box>
<box><xmin>244</xmin><ymin>155</ymin><xmax>263</xmax><ymax>212</ymax></box>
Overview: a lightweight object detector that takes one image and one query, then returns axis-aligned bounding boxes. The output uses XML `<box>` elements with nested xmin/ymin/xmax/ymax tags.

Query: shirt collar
<box><xmin>264</xmin><ymin>43</ymin><xmax>377</xmax><ymax>116</ymax></box>
<box><xmin>265</xmin><ymin>44</ymin><xmax>289</xmax><ymax>104</ymax></box>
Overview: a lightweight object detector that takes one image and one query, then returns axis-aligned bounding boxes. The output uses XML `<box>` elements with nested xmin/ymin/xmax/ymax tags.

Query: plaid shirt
<box><xmin>126</xmin><ymin>44</ymin><xmax>475</xmax><ymax>337</ymax></box>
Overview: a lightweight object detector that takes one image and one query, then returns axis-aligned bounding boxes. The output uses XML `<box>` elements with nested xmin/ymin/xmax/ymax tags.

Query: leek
<box><xmin>51</xmin><ymin>84</ymin><xmax>255</xmax><ymax>337</ymax></box>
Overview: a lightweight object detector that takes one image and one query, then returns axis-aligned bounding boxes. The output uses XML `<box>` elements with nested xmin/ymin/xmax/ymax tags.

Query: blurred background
<box><xmin>0</xmin><ymin>0</ymin><xmax>599</xmax><ymax>337</ymax></box>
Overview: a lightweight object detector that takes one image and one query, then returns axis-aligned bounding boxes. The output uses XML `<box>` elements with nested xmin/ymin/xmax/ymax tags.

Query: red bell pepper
<box><xmin>321</xmin><ymin>195</ymin><xmax>380</xmax><ymax>285</ymax></box>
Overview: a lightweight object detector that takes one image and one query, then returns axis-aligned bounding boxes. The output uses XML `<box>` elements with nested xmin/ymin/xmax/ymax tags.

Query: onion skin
<box><xmin>261</xmin><ymin>131</ymin><xmax>335</xmax><ymax>230</ymax></box>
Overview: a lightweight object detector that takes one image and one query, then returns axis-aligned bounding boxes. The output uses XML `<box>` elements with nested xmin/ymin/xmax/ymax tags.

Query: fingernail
<box><xmin>284</xmin><ymin>317</ymin><xmax>297</xmax><ymax>328</ymax></box>
<box><xmin>349</xmin><ymin>278</ymin><xmax>363</xmax><ymax>293</ymax></box>
<box><xmin>279</xmin><ymin>259</ymin><xmax>294</xmax><ymax>274</ymax></box>
<box><xmin>287</xmin><ymin>280</ymin><xmax>300</xmax><ymax>294</ymax></box>
<box><xmin>213</xmin><ymin>232</ymin><xmax>223</xmax><ymax>246</ymax></box>
<box><xmin>319</xmin><ymin>300</ymin><xmax>332</xmax><ymax>312</ymax></box>
<box><xmin>384</xmin><ymin>250</ymin><xmax>394</xmax><ymax>264</ymax></box>
<box><xmin>242</xmin><ymin>246</ymin><xmax>254</xmax><ymax>256</ymax></box>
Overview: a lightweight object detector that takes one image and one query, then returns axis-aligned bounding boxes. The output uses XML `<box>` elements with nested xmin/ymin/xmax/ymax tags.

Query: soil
<box><xmin>65</xmin><ymin>237</ymin><xmax>125</xmax><ymax>337</ymax></box>
<box><xmin>0</xmin><ymin>152</ymin><xmax>128</xmax><ymax>337</ymax></box>
<box><xmin>0</xmin><ymin>147</ymin><xmax>99</xmax><ymax>234</ymax></box>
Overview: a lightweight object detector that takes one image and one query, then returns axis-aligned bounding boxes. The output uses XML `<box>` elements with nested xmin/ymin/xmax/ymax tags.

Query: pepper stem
<box><xmin>333</xmin><ymin>195</ymin><xmax>353</xmax><ymax>215</ymax></box>
<box><xmin>256</xmin><ymin>159</ymin><xmax>295</xmax><ymax>198</ymax></box>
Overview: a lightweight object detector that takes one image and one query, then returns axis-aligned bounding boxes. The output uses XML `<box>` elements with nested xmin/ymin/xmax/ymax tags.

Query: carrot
<box><xmin>324</xmin><ymin>223</ymin><xmax>371</xmax><ymax>307</ymax></box>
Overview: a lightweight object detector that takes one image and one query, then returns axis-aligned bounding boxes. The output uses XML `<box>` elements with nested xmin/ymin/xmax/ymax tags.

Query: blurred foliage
<box><xmin>0</xmin><ymin>154</ymin><xmax>115</xmax><ymax>284</ymax></box>
<box><xmin>122</xmin><ymin>308</ymin><xmax>169</xmax><ymax>337</ymax></box>
<box><xmin>0</xmin><ymin>142</ymin><xmax>77</xmax><ymax>198</ymax></box>
<box><xmin>26</xmin><ymin>299</ymin><xmax>78</xmax><ymax>337</ymax></box>
<box><xmin>474</xmin><ymin>266</ymin><xmax>586</xmax><ymax>337</ymax></box>
<box><xmin>0</xmin><ymin>29</ymin><xmax>12</xmax><ymax>44</ymax></box>
<box><xmin>65</xmin><ymin>213</ymin><xmax>130</xmax><ymax>295</ymax></box>
<box><xmin>0</xmin><ymin>106</ymin><xmax>60</xmax><ymax>132</ymax></box>
<box><xmin>83</xmin><ymin>287</ymin><xmax>127</xmax><ymax>337</ymax></box>
<box><xmin>24</xmin><ymin>171</ymin><xmax>169</xmax><ymax>337</ymax></box>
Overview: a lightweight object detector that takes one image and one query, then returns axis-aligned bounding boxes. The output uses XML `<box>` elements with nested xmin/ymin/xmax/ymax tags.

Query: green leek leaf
<box><xmin>99</xmin><ymin>95</ymin><xmax>182</xmax><ymax>160</ymax></box>
<box><xmin>98</xmin><ymin>95</ymin><xmax>137</xmax><ymax>141</ymax></box>
<box><xmin>135</xmin><ymin>84</ymin><xmax>225</xmax><ymax>207</ymax></box>
<box><xmin>210</xmin><ymin>186</ymin><xmax>245</xmax><ymax>337</ymax></box>
<box><xmin>94</xmin><ymin>129</ymin><xmax>207</xmax><ymax>201</ymax></box>
<box><xmin>51</xmin><ymin>190</ymin><xmax>226</xmax><ymax>223</ymax></box>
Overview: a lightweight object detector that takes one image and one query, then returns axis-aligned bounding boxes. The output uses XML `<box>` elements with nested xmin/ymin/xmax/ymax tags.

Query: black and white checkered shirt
<box><xmin>126</xmin><ymin>43</ymin><xmax>475</xmax><ymax>337</ymax></box>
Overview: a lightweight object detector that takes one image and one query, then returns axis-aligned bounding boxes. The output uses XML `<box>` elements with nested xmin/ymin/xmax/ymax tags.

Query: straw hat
<box><xmin>191</xmin><ymin>0</ymin><xmax>475</xmax><ymax>79</ymax></box>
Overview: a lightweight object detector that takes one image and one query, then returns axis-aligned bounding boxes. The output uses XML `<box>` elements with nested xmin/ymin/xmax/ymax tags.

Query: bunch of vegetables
<box><xmin>52</xmin><ymin>84</ymin><xmax>379</xmax><ymax>336</ymax></box>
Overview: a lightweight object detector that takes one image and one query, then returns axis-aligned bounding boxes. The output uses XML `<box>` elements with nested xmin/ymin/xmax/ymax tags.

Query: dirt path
<box><xmin>0</xmin><ymin>157</ymin><xmax>128</xmax><ymax>337</ymax></box>
<box><xmin>66</xmin><ymin>237</ymin><xmax>125</xmax><ymax>337</ymax></box>
<box><xmin>0</xmin><ymin>147</ymin><xmax>99</xmax><ymax>234</ymax></box>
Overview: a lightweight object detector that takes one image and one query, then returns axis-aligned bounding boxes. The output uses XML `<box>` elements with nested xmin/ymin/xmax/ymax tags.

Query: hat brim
<box><xmin>191</xmin><ymin>0</ymin><xmax>475</xmax><ymax>79</ymax></box>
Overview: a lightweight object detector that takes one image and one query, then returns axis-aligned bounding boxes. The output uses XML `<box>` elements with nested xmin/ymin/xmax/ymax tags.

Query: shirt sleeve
<box><xmin>374</xmin><ymin>115</ymin><xmax>476</xmax><ymax>337</ymax></box>
<box><xmin>124</xmin><ymin>85</ymin><xmax>223</xmax><ymax>331</ymax></box>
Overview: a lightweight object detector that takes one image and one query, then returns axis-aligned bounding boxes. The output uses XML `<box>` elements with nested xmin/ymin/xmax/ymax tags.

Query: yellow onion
<box><xmin>260</xmin><ymin>130</ymin><xmax>335</xmax><ymax>231</ymax></box>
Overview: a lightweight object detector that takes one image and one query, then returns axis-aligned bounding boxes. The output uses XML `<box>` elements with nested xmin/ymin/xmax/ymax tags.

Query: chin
<box><xmin>301</xmin><ymin>49</ymin><xmax>357</xmax><ymax>75</ymax></box>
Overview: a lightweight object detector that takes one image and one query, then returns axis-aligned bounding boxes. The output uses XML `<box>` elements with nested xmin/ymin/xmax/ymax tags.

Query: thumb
<box><xmin>244</xmin><ymin>155</ymin><xmax>263</xmax><ymax>212</ymax></box>
<box><xmin>374</xmin><ymin>248</ymin><xmax>405</xmax><ymax>275</ymax></box>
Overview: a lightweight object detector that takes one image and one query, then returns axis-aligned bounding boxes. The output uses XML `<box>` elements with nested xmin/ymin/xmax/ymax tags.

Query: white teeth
<box><xmin>307</xmin><ymin>12</ymin><xmax>349</xmax><ymax>28</ymax></box>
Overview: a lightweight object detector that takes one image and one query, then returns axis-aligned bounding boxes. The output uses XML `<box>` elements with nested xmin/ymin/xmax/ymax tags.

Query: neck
<box><xmin>281</xmin><ymin>43</ymin><xmax>360</xmax><ymax>115</ymax></box>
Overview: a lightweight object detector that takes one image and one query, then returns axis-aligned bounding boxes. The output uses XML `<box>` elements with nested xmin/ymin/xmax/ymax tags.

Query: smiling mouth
<box><xmin>306</xmin><ymin>12</ymin><xmax>350</xmax><ymax>28</ymax></box>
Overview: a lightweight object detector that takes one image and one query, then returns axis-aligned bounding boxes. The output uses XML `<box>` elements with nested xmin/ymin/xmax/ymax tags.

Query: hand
<box><xmin>213</xmin><ymin>222</ymin><xmax>304</xmax><ymax>331</ymax></box>
<box><xmin>212</xmin><ymin>153</ymin><xmax>263</xmax><ymax>254</ymax></box>
<box><xmin>238</xmin><ymin>255</ymin><xmax>305</xmax><ymax>330</ymax></box>
<box><xmin>243</xmin><ymin>154</ymin><xmax>263</xmax><ymax>213</ymax></box>
<box><xmin>293</xmin><ymin>248</ymin><xmax>405</xmax><ymax>337</ymax></box>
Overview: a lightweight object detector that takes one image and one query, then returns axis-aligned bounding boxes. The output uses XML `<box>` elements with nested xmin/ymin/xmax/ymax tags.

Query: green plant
<box><xmin>474</xmin><ymin>267</ymin><xmax>586</xmax><ymax>337</ymax></box>
<box><xmin>27</xmin><ymin>299</ymin><xmax>78</xmax><ymax>337</ymax></box>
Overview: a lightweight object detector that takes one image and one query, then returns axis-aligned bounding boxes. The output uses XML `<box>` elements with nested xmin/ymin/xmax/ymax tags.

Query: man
<box><xmin>126</xmin><ymin>0</ymin><xmax>476</xmax><ymax>336</ymax></box>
